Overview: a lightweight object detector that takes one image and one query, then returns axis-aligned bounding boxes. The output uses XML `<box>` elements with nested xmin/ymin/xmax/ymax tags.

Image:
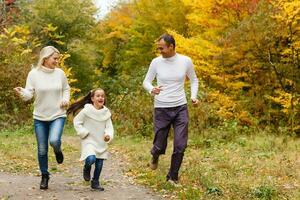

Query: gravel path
<box><xmin>0</xmin><ymin>137</ymin><xmax>164</xmax><ymax>200</ymax></box>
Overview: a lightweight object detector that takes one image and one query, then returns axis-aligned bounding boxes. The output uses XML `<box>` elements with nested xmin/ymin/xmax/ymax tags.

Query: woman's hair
<box><xmin>67</xmin><ymin>88</ymin><xmax>106</xmax><ymax>116</ymax></box>
<box><xmin>36</xmin><ymin>46</ymin><xmax>60</xmax><ymax>68</ymax></box>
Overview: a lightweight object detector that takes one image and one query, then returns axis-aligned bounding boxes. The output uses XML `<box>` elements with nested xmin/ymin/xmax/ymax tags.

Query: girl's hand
<box><xmin>60</xmin><ymin>100</ymin><xmax>69</xmax><ymax>109</ymax></box>
<box><xmin>104</xmin><ymin>135</ymin><xmax>110</xmax><ymax>142</ymax></box>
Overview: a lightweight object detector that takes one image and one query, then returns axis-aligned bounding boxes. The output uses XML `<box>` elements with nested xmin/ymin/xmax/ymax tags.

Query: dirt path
<box><xmin>0</xmin><ymin>136</ymin><xmax>164</xmax><ymax>200</ymax></box>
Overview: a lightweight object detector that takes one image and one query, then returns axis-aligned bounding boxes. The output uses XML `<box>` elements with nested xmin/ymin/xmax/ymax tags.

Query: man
<box><xmin>143</xmin><ymin>33</ymin><xmax>199</xmax><ymax>184</ymax></box>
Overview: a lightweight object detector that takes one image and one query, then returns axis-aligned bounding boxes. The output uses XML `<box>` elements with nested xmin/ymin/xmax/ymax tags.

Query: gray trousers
<box><xmin>151</xmin><ymin>104</ymin><xmax>189</xmax><ymax>181</ymax></box>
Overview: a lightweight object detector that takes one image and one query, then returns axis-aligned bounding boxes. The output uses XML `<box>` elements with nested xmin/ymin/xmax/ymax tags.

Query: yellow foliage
<box><xmin>59</xmin><ymin>53</ymin><xmax>80</xmax><ymax>101</ymax></box>
<box><xmin>41</xmin><ymin>24</ymin><xmax>65</xmax><ymax>45</ymax></box>
<box><xmin>265</xmin><ymin>89</ymin><xmax>299</xmax><ymax>114</ymax></box>
<box><xmin>167</xmin><ymin>30</ymin><xmax>221</xmax><ymax>82</ymax></box>
<box><xmin>227</xmin><ymin>81</ymin><xmax>251</xmax><ymax>90</ymax></box>
<box><xmin>208</xmin><ymin>90</ymin><xmax>237</xmax><ymax>120</ymax></box>
<box><xmin>237</xmin><ymin>111</ymin><xmax>253</xmax><ymax>126</ymax></box>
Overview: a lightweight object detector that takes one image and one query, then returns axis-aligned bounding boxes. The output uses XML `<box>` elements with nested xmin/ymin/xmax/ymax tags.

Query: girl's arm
<box><xmin>73</xmin><ymin>110</ymin><xmax>89</xmax><ymax>139</ymax></box>
<box><xmin>104</xmin><ymin>118</ymin><xmax>114</xmax><ymax>143</ymax></box>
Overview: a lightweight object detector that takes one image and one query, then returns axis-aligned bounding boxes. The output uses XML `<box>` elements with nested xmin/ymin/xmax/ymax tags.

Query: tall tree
<box><xmin>22</xmin><ymin>0</ymin><xmax>98</xmax><ymax>93</ymax></box>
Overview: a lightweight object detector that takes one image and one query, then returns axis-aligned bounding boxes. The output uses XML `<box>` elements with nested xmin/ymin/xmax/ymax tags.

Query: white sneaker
<box><xmin>167</xmin><ymin>179</ymin><xmax>181</xmax><ymax>187</ymax></box>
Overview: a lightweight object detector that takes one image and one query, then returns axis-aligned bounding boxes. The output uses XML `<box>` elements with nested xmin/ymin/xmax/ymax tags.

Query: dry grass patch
<box><xmin>113</xmin><ymin>133</ymin><xmax>300</xmax><ymax>200</ymax></box>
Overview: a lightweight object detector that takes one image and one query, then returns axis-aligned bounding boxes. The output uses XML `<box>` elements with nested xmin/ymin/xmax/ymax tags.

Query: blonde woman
<box><xmin>14</xmin><ymin>46</ymin><xmax>70</xmax><ymax>190</ymax></box>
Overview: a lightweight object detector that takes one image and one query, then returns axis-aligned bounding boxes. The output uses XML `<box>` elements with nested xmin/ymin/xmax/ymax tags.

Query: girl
<box><xmin>67</xmin><ymin>88</ymin><xmax>114</xmax><ymax>191</ymax></box>
<box><xmin>14</xmin><ymin>46</ymin><xmax>70</xmax><ymax>190</ymax></box>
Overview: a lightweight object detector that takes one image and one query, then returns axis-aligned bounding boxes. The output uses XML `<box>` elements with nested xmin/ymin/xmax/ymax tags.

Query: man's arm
<box><xmin>143</xmin><ymin>62</ymin><xmax>156</xmax><ymax>94</ymax></box>
<box><xmin>186</xmin><ymin>58</ymin><xmax>199</xmax><ymax>105</ymax></box>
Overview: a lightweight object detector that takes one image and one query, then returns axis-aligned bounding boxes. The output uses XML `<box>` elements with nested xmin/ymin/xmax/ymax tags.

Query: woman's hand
<box><xmin>104</xmin><ymin>134</ymin><xmax>110</xmax><ymax>142</ymax></box>
<box><xmin>13</xmin><ymin>87</ymin><xmax>22</xmax><ymax>96</ymax></box>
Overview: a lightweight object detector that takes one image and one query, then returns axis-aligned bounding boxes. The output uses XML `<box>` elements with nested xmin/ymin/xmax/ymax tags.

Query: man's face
<box><xmin>156</xmin><ymin>39</ymin><xmax>175</xmax><ymax>58</ymax></box>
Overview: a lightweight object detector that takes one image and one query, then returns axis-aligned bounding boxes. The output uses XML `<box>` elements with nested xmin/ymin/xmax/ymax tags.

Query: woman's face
<box><xmin>43</xmin><ymin>52</ymin><xmax>60</xmax><ymax>69</ymax></box>
<box><xmin>91</xmin><ymin>90</ymin><xmax>105</xmax><ymax>109</ymax></box>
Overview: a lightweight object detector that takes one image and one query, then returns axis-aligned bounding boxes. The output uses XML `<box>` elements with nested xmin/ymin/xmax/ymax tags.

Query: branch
<box><xmin>268</xmin><ymin>49</ymin><xmax>287</xmax><ymax>92</ymax></box>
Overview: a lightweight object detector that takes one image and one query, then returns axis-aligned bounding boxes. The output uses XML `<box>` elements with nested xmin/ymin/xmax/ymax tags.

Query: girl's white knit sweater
<box><xmin>19</xmin><ymin>66</ymin><xmax>70</xmax><ymax>121</ymax></box>
<box><xmin>73</xmin><ymin>104</ymin><xmax>114</xmax><ymax>161</ymax></box>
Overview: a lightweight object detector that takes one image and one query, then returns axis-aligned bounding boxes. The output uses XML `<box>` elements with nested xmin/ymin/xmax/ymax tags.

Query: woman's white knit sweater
<box><xmin>73</xmin><ymin>104</ymin><xmax>114</xmax><ymax>161</ymax></box>
<box><xmin>19</xmin><ymin>66</ymin><xmax>70</xmax><ymax>121</ymax></box>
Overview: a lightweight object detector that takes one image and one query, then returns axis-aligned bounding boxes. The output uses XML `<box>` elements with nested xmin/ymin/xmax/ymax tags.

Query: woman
<box><xmin>14</xmin><ymin>46</ymin><xmax>70</xmax><ymax>190</ymax></box>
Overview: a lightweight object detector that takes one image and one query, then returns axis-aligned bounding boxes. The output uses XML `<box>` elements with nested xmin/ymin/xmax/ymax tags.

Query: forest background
<box><xmin>1</xmin><ymin>0</ymin><xmax>300</xmax><ymax>134</ymax></box>
<box><xmin>0</xmin><ymin>0</ymin><xmax>299</xmax><ymax>199</ymax></box>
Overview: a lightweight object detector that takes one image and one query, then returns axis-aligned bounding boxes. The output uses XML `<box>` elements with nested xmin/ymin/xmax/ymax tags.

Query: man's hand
<box><xmin>151</xmin><ymin>86</ymin><xmax>163</xmax><ymax>96</ymax></box>
<box><xmin>191</xmin><ymin>98</ymin><xmax>199</xmax><ymax>106</ymax></box>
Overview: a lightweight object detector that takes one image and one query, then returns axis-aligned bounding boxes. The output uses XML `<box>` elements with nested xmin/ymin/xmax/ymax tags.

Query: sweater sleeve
<box><xmin>104</xmin><ymin>118</ymin><xmax>114</xmax><ymax>143</ymax></box>
<box><xmin>61</xmin><ymin>71</ymin><xmax>70</xmax><ymax>103</ymax></box>
<box><xmin>19</xmin><ymin>70</ymin><xmax>35</xmax><ymax>101</ymax></box>
<box><xmin>73</xmin><ymin>110</ymin><xmax>89</xmax><ymax>139</ymax></box>
<box><xmin>142</xmin><ymin>61</ymin><xmax>156</xmax><ymax>93</ymax></box>
<box><xmin>186</xmin><ymin>58</ymin><xmax>199</xmax><ymax>100</ymax></box>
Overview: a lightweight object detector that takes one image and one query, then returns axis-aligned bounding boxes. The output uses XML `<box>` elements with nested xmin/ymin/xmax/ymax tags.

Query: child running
<box><xmin>67</xmin><ymin>88</ymin><xmax>114</xmax><ymax>191</ymax></box>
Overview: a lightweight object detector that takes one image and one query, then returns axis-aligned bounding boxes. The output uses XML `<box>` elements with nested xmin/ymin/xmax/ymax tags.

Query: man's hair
<box><xmin>157</xmin><ymin>33</ymin><xmax>175</xmax><ymax>49</ymax></box>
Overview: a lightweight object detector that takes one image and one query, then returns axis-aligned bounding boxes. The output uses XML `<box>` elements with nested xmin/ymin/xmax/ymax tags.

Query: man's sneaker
<box><xmin>55</xmin><ymin>151</ymin><xmax>64</xmax><ymax>164</ymax></box>
<box><xmin>167</xmin><ymin>179</ymin><xmax>181</xmax><ymax>187</ymax></box>
<box><xmin>149</xmin><ymin>155</ymin><xmax>159</xmax><ymax>170</ymax></box>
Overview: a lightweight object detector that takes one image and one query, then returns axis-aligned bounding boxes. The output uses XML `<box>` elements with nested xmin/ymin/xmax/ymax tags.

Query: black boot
<box><xmin>40</xmin><ymin>174</ymin><xmax>49</xmax><ymax>190</ymax></box>
<box><xmin>83</xmin><ymin>165</ymin><xmax>91</xmax><ymax>181</ymax></box>
<box><xmin>55</xmin><ymin>151</ymin><xmax>64</xmax><ymax>164</ymax></box>
<box><xmin>91</xmin><ymin>180</ymin><xmax>104</xmax><ymax>191</ymax></box>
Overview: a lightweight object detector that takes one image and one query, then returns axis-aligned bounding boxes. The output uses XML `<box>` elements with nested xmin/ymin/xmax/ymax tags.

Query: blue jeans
<box><xmin>85</xmin><ymin>155</ymin><xmax>104</xmax><ymax>182</ymax></box>
<box><xmin>34</xmin><ymin>117</ymin><xmax>66</xmax><ymax>175</ymax></box>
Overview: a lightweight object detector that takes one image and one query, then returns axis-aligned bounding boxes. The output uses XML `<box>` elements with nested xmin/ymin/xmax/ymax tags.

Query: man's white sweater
<box><xmin>143</xmin><ymin>53</ymin><xmax>198</xmax><ymax>108</ymax></box>
<box><xmin>20</xmin><ymin>66</ymin><xmax>70</xmax><ymax>121</ymax></box>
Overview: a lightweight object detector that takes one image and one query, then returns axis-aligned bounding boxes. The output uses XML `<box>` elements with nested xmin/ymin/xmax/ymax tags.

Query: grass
<box><xmin>112</xmin><ymin>131</ymin><xmax>300</xmax><ymax>200</ymax></box>
<box><xmin>0</xmin><ymin>123</ymin><xmax>80</xmax><ymax>175</ymax></box>
<box><xmin>0</xmin><ymin>124</ymin><xmax>299</xmax><ymax>199</ymax></box>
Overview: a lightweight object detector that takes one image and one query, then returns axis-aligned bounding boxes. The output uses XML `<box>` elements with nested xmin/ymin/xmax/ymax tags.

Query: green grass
<box><xmin>112</xmin><ymin>131</ymin><xmax>300</xmax><ymax>200</ymax></box>
<box><xmin>0</xmin><ymin>123</ymin><xmax>79</xmax><ymax>175</ymax></box>
<box><xmin>1</xmin><ymin>125</ymin><xmax>299</xmax><ymax>199</ymax></box>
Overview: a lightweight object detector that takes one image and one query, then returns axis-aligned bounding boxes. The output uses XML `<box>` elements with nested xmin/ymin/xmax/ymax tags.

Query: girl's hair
<box><xmin>67</xmin><ymin>88</ymin><xmax>106</xmax><ymax>116</ymax></box>
<box><xmin>36</xmin><ymin>46</ymin><xmax>60</xmax><ymax>68</ymax></box>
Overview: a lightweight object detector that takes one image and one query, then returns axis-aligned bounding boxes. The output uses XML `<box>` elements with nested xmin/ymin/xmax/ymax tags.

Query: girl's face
<box><xmin>91</xmin><ymin>90</ymin><xmax>105</xmax><ymax>109</ymax></box>
<box><xmin>43</xmin><ymin>52</ymin><xmax>59</xmax><ymax>69</ymax></box>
